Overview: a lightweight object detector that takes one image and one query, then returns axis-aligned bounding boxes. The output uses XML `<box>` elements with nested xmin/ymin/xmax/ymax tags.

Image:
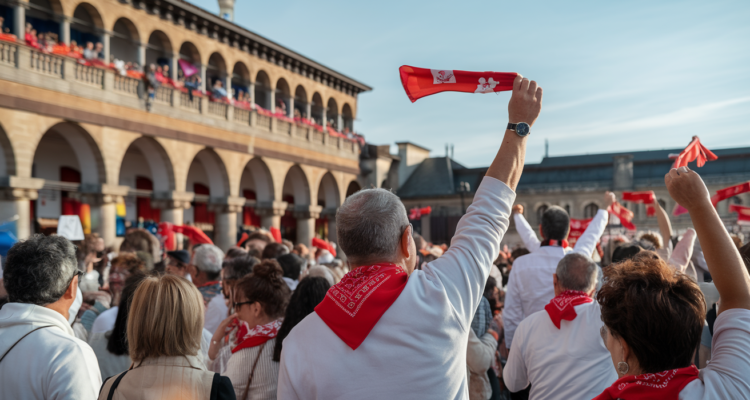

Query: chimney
<box><xmin>450</xmin><ymin>144</ymin><xmax>454</xmax><ymax>159</ymax></box>
<box><xmin>218</xmin><ymin>0</ymin><xmax>234</xmax><ymax>21</ymax></box>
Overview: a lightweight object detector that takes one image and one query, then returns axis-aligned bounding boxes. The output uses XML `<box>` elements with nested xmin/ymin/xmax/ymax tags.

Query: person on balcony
<box><xmin>83</xmin><ymin>42</ymin><xmax>96</xmax><ymax>60</ymax></box>
<box><xmin>185</xmin><ymin>74</ymin><xmax>201</xmax><ymax>101</ymax></box>
<box><xmin>144</xmin><ymin>64</ymin><xmax>160</xmax><ymax>112</ymax></box>
<box><xmin>213</xmin><ymin>79</ymin><xmax>228</xmax><ymax>101</ymax></box>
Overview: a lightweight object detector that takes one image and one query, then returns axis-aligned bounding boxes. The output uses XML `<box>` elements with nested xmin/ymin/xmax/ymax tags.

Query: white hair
<box><xmin>192</xmin><ymin>244</ymin><xmax>224</xmax><ymax>274</ymax></box>
<box><xmin>556</xmin><ymin>253</ymin><xmax>598</xmax><ymax>292</ymax></box>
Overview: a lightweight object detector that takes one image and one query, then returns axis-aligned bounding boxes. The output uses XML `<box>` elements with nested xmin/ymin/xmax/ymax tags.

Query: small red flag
<box><xmin>730</xmin><ymin>204</ymin><xmax>750</xmax><ymax>224</ymax></box>
<box><xmin>399</xmin><ymin>66</ymin><xmax>517</xmax><ymax>103</ymax></box>
<box><xmin>622</xmin><ymin>191</ymin><xmax>657</xmax><ymax>217</ymax></box>
<box><xmin>608</xmin><ymin>202</ymin><xmax>636</xmax><ymax>231</ymax></box>
<box><xmin>671</xmin><ymin>136</ymin><xmax>718</xmax><ymax>169</ymax></box>
<box><xmin>269</xmin><ymin>227</ymin><xmax>282</xmax><ymax>243</ymax></box>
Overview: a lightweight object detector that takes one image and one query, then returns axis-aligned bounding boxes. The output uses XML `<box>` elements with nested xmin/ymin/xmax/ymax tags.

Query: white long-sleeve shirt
<box><xmin>278</xmin><ymin>177</ymin><xmax>515</xmax><ymax>400</ymax></box>
<box><xmin>0</xmin><ymin>303</ymin><xmax>102</xmax><ymax>400</ymax></box>
<box><xmin>503</xmin><ymin>301</ymin><xmax>617</xmax><ymax>400</ymax></box>
<box><xmin>503</xmin><ymin>209</ymin><xmax>608</xmax><ymax>348</ymax></box>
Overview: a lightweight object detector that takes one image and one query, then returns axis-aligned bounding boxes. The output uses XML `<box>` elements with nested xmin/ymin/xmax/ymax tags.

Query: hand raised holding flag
<box><xmin>508</xmin><ymin>75</ymin><xmax>543</xmax><ymax>126</ymax></box>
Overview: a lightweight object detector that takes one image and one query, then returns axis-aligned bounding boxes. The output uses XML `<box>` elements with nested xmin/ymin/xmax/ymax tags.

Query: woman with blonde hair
<box><xmin>98</xmin><ymin>274</ymin><xmax>235</xmax><ymax>399</ymax></box>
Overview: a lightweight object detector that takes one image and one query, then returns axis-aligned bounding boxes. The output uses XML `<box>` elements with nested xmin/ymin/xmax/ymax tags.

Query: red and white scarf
<box><xmin>232</xmin><ymin>319</ymin><xmax>282</xmax><ymax>354</ymax></box>
<box><xmin>593</xmin><ymin>365</ymin><xmax>700</xmax><ymax>400</ymax></box>
<box><xmin>398</xmin><ymin>66</ymin><xmax>517</xmax><ymax>103</ymax></box>
<box><xmin>544</xmin><ymin>290</ymin><xmax>593</xmax><ymax>329</ymax></box>
<box><xmin>315</xmin><ymin>263</ymin><xmax>408</xmax><ymax>350</ymax></box>
<box><xmin>541</xmin><ymin>239</ymin><xmax>569</xmax><ymax>248</ymax></box>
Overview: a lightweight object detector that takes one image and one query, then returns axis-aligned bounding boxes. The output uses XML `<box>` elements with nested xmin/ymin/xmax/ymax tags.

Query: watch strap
<box><xmin>507</xmin><ymin>123</ymin><xmax>517</xmax><ymax>131</ymax></box>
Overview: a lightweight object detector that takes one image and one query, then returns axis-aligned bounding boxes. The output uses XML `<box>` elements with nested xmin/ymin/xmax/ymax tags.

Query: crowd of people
<box><xmin>1</xmin><ymin>75</ymin><xmax>749</xmax><ymax>400</ymax></box>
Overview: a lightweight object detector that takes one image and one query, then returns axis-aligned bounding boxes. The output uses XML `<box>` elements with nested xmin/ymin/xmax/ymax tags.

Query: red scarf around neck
<box><xmin>544</xmin><ymin>290</ymin><xmax>593</xmax><ymax>329</ymax></box>
<box><xmin>541</xmin><ymin>239</ymin><xmax>569</xmax><ymax>248</ymax></box>
<box><xmin>232</xmin><ymin>319</ymin><xmax>282</xmax><ymax>354</ymax></box>
<box><xmin>315</xmin><ymin>263</ymin><xmax>408</xmax><ymax>350</ymax></box>
<box><xmin>593</xmin><ymin>365</ymin><xmax>700</xmax><ymax>400</ymax></box>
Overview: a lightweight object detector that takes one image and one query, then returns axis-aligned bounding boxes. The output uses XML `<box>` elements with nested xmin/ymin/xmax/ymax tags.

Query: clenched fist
<box><xmin>665</xmin><ymin>167</ymin><xmax>711</xmax><ymax>212</ymax></box>
<box><xmin>512</xmin><ymin>204</ymin><xmax>524</xmax><ymax>215</ymax></box>
<box><xmin>508</xmin><ymin>75</ymin><xmax>543</xmax><ymax>126</ymax></box>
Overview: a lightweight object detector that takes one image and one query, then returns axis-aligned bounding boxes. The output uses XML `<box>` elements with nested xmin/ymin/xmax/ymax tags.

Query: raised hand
<box><xmin>604</xmin><ymin>192</ymin><xmax>616</xmax><ymax>209</ymax></box>
<box><xmin>508</xmin><ymin>75</ymin><xmax>543</xmax><ymax>126</ymax></box>
<box><xmin>665</xmin><ymin>166</ymin><xmax>711</xmax><ymax>212</ymax></box>
<box><xmin>512</xmin><ymin>204</ymin><xmax>524</xmax><ymax>215</ymax></box>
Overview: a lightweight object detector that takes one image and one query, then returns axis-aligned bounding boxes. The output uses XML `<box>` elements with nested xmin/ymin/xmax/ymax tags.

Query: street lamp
<box><xmin>458</xmin><ymin>181</ymin><xmax>470</xmax><ymax>215</ymax></box>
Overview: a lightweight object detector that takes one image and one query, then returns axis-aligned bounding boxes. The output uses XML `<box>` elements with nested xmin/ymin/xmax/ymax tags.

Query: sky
<box><xmin>187</xmin><ymin>0</ymin><xmax>750</xmax><ymax>167</ymax></box>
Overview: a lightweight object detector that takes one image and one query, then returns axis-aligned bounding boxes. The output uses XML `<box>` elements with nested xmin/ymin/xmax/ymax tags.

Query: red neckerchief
<box><xmin>593</xmin><ymin>365</ymin><xmax>700</xmax><ymax>400</ymax></box>
<box><xmin>541</xmin><ymin>239</ymin><xmax>570</xmax><ymax>248</ymax></box>
<box><xmin>197</xmin><ymin>280</ymin><xmax>220</xmax><ymax>288</ymax></box>
<box><xmin>315</xmin><ymin>263</ymin><xmax>408</xmax><ymax>350</ymax></box>
<box><xmin>544</xmin><ymin>290</ymin><xmax>593</xmax><ymax>329</ymax></box>
<box><xmin>232</xmin><ymin>319</ymin><xmax>282</xmax><ymax>354</ymax></box>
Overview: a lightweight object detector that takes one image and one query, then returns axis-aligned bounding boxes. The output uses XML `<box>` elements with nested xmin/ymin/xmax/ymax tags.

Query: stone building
<box><xmin>362</xmin><ymin>142</ymin><xmax>750</xmax><ymax>246</ymax></box>
<box><xmin>0</xmin><ymin>0</ymin><xmax>370</xmax><ymax>250</ymax></box>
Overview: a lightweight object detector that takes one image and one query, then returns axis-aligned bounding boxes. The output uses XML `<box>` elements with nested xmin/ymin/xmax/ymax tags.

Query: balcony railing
<box><xmin>30</xmin><ymin>50</ymin><xmax>63</xmax><ymax>78</ymax></box>
<box><xmin>2</xmin><ymin>43</ymin><xmax>361</xmax><ymax>156</ymax></box>
<box><xmin>75</xmin><ymin>63</ymin><xmax>104</xmax><ymax>88</ymax></box>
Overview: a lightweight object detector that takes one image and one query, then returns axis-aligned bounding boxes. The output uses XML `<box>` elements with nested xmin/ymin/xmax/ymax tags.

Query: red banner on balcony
<box><xmin>399</xmin><ymin>66</ymin><xmax>517</xmax><ymax>103</ymax></box>
<box><xmin>671</xmin><ymin>136</ymin><xmax>718</xmax><ymax>169</ymax></box>
<box><xmin>622</xmin><ymin>191</ymin><xmax>656</xmax><ymax>217</ymax></box>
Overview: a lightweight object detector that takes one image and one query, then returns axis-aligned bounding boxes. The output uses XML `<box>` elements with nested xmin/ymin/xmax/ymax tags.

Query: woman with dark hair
<box><xmin>88</xmin><ymin>272</ymin><xmax>147</xmax><ymax>378</ymax></box>
<box><xmin>213</xmin><ymin>260</ymin><xmax>291</xmax><ymax>400</ymax></box>
<box><xmin>593</xmin><ymin>167</ymin><xmax>750</xmax><ymax>399</ymax></box>
<box><xmin>273</xmin><ymin>277</ymin><xmax>331</xmax><ymax>361</ymax></box>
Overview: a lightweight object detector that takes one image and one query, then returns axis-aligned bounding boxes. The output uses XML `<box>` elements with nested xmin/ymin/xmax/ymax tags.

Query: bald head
<box><xmin>556</xmin><ymin>253</ymin><xmax>598</xmax><ymax>293</ymax></box>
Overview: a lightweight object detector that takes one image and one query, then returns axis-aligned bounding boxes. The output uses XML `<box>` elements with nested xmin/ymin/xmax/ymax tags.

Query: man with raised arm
<box><xmin>503</xmin><ymin>193</ymin><xmax>613</xmax><ymax>349</ymax></box>
<box><xmin>277</xmin><ymin>75</ymin><xmax>542</xmax><ymax>399</ymax></box>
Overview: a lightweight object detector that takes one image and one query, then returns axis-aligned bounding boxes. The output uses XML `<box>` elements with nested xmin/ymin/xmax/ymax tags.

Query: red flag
<box><xmin>608</xmin><ymin>202</ymin><xmax>636</xmax><ymax>231</ymax></box>
<box><xmin>622</xmin><ymin>191</ymin><xmax>657</xmax><ymax>217</ymax></box>
<box><xmin>671</xmin><ymin>136</ymin><xmax>718</xmax><ymax>169</ymax></box>
<box><xmin>312</xmin><ymin>237</ymin><xmax>337</xmax><ymax>257</ymax></box>
<box><xmin>172</xmin><ymin>224</ymin><xmax>213</xmax><ymax>245</ymax></box>
<box><xmin>236</xmin><ymin>232</ymin><xmax>249</xmax><ymax>248</ymax></box>
<box><xmin>399</xmin><ymin>66</ymin><xmax>517</xmax><ymax>103</ymax></box>
<box><xmin>711</xmin><ymin>182</ymin><xmax>750</xmax><ymax>207</ymax></box>
<box><xmin>408</xmin><ymin>206</ymin><xmax>432</xmax><ymax>221</ymax></box>
<box><xmin>730</xmin><ymin>204</ymin><xmax>750</xmax><ymax>224</ymax></box>
<box><xmin>568</xmin><ymin>218</ymin><xmax>592</xmax><ymax>246</ymax></box>
<box><xmin>269</xmin><ymin>227</ymin><xmax>282</xmax><ymax>243</ymax></box>
<box><xmin>158</xmin><ymin>222</ymin><xmax>176</xmax><ymax>250</ymax></box>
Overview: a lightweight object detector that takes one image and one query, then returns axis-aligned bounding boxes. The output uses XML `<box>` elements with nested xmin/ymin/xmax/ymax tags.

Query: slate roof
<box><xmin>396</xmin><ymin>146</ymin><xmax>750</xmax><ymax>198</ymax></box>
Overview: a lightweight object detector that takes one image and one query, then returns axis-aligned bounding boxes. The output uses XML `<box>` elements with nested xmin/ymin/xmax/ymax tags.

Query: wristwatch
<box><xmin>507</xmin><ymin>122</ymin><xmax>531</xmax><ymax>137</ymax></box>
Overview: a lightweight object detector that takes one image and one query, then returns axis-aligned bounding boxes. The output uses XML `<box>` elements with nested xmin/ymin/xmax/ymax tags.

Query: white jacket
<box><xmin>0</xmin><ymin>303</ymin><xmax>102</xmax><ymax>399</ymax></box>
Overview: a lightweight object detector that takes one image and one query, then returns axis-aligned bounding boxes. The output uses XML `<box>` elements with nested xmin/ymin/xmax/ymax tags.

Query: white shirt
<box><xmin>504</xmin><ymin>301</ymin><xmax>617</xmax><ymax>400</ymax></box>
<box><xmin>277</xmin><ymin>177</ymin><xmax>515</xmax><ymax>400</ymax></box>
<box><xmin>91</xmin><ymin>306</ymin><xmax>118</xmax><ymax>334</ymax></box>
<box><xmin>679</xmin><ymin>308</ymin><xmax>750</xmax><ymax>399</ymax></box>
<box><xmin>204</xmin><ymin>292</ymin><xmax>228</xmax><ymax>334</ymax></box>
<box><xmin>504</xmin><ymin>210</ymin><xmax>608</xmax><ymax>347</ymax></box>
<box><xmin>0</xmin><ymin>303</ymin><xmax>102</xmax><ymax>399</ymax></box>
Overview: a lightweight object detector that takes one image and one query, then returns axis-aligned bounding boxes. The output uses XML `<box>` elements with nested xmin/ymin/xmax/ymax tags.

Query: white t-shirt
<box><xmin>278</xmin><ymin>177</ymin><xmax>515</xmax><ymax>400</ymax></box>
<box><xmin>91</xmin><ymin>307</ymin><xmax>118</xmax><ymax>334</ymax></box>
<box><xmin>504</xmin><ymin>301</ymin><xmax>617</xmax><ymax>400</ymax></box>
<box><xmin>204</xmin><ymin>293</ymin><xmax>228</xmax><ymax>335</ymax></box>
<box><xmin>679</xmin><ymin>308</ymin><xmax>750</xmax><ymax>399</ymax></box>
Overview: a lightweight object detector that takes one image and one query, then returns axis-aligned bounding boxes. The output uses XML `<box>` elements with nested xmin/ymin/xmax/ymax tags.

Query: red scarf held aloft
<box><xmin>315</xmin><ymin>263</ymin><xmax>408</xmax><ymax>350</ymax></box>
<box><xmin>674</xmin><ymin>181</ymin><xmax>750</xmax><ymax>216</ymax></box>
<box><xmin>622</xmin><ymin>191</ymin><xmax>657</xmax><ymax>217</ymax></box>
<box><xmin>398</xmin><ymin>66</ymin><xmax>517</xmax><ymax>103</ymax></box>
<box><xmin>232</xmin><ymin>319</ymin><xmax>282</xmax><ymax>354</ymax></box>
<box><xmin>158</xmin><ymin>222</ymin><xmax>213</xmax><ymax>250</ymax></box>
<box><xmin>544</xmin><ymin>290</ymin><xmax>593</xmax><ymax>329</ymax></box>
<box><xmin>568</xmin><ymin>218</ymin><xmax>592</xmax><ymax>247</ymax></box>
<box><xmin>593</xmin><ymin>365</ymin><xmax>700</xmax><ymax>400</ymax></box>
<box><xmin>730</xmin><ymin>204</ymin><xmax>750</xmax><ymax>224</ymax></box>
<box><xmin>608</xmin><ymin>202</ymin><xmax>636</xmax><ymax>231</ymax></box>
<box><xmin>671</xmin><ymin>136</ymin><xmax>718</xmax><ymax>169</ymax></box>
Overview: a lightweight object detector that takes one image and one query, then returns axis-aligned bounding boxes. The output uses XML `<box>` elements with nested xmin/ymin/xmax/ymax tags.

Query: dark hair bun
<box><xmin>253</xmin><ymin>259</ymin><xmax>284</xmax><ymax>280</ymax></box>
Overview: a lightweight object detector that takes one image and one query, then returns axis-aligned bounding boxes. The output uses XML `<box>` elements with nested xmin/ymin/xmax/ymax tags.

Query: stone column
<box><xmin>249</xmin><ymin>82</ymin><xmax>255</xmax><ymax>106</ymax></box>
<box><xmin>269</xmin><ymin>89</ymin><xmax>276</xmax><ymax>113</ymax></box>
<box><xmin>288</xmin><ymin>97</ymin><xmax>294</xmax><ymax>118</ymax></box>
<box><xmin>152</xmin><ymin>191</ymin><xmax>193</xmax><ymax>250</ymax></box>
<box><xmin>101</xmin><ymin>31</ymin><xmax>110</xmax><ymax>63</ymax></box>
<box><xmin>209</xmin><ymin>197</ymin><xmax>245</xmax><ymax>251</ymax></box>
<box><xmin>421</xmin><ymin>214</ymin><xmax>431</xmax><ymax>243</ymax></box>
<box><xmin>76</xmin><ymin>184</ymin><xmax>130</xmax><ymax>248</ymax></box>
<box><xmin>225</xmin><ymin>71</ymin><xmax>232</xmax><ymax>99</ymax></box>
<box><xmin>199</xmin><ymin>64</ymin><xmax>207</xmax><ymax>91</ymax></box>
<box><xmin>322</xmin><ymin>207</ymin><xmax>338</xmax><ymax>245</ymax></box>
<box><xmin>305</xmin><ymin>102</ymin><xmax>312</xmax><ymax>119</ymax></box>
<box><xmin>294</xmin><ymin>205</ymin><xmax>322</xmax><ymax>247</ymax></box>
<box><xmin>322</xmin><ymin>108</ymin><xmax>327</xmax><ymax>129</ymax></box>
<box><xmin>13</xmin><ymin>2</ymin><xmax>25</xmax><ymax>40</ymax></box>
<box><xmin>255</xmin><ymin>201</ymin><xmax>287</xmax><ymax>231</ymax></box>
<box><xmin>137</xmin><ymin>42</ymin><xmax>146</xmax><ymax>68</ymax></box>
<box><xmin>59</xmin><ymin>17</ymin><xmax>70</xmax><ymax>45</ymax></box>
<box><xmin>170</xmin><ymin>53</ymin><xmax>179</xmax><ymax>80</ymax></box>
<box><xmin>337</xmin><ymin>114</ymin><xmax>343</xmax><ymax>131</ymax></box>
<box><xmin>0</xmin><ymin>178</ymin><xmax>43</xmax><ymax>240</ymax></box>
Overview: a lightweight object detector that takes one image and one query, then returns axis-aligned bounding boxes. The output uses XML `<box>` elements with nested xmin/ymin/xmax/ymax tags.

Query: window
<box><xmin>584</xmin><ymin>203</ymin><xmax>599</xmax><ymax>219</ymax></box>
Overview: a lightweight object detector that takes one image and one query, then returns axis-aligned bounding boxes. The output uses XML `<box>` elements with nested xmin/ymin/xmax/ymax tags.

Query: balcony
<box><xmin>0</xmin><ymin>42</ymin><xmax>362</xmax><ymax>157</ymax></box>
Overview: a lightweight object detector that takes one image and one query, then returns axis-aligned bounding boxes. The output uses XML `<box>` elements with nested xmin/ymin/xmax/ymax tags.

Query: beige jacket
<box><xmin>467</xmin><ymin>330</ymin><xmax>498</xmax><ymax>400</ymax></box>
<box><xmin>98</xmin><ymin>355</ymin><xmax>215</xmax><ymax>400</ymax></box>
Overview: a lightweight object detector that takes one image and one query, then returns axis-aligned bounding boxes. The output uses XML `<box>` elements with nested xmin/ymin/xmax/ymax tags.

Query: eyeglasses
<box><xmin>234</xmin><ymin>300</ymin><xmax>254</xmax><ymax>309</ymax></box>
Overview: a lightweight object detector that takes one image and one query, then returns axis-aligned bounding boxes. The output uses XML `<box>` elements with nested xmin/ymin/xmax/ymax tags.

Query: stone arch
<box><xmin>178</xmin><ymin>41</ymin><xmax>201</xmax><ymax>77</ymax></box>
<box><xmin>111</xmin><ymin>17</ymin><xmax>140</xmax><ymax>63</ymax></box>
<box><xmin>118</xmin><ymin>136</ymin><xmax>175</xmax><ymax>193</ymax></box>
<box><xmin>342</xmin><ymin>103</ymin><xmax>354</xmax><ymax>132</ymax></box>
<box><xmin>0</xmin><ymin>122</ymin><xmax>16</xmax><ymax>177</ymax></box>
<box><xmin>294</xmin><ymin>85</ymin><xmax>308</xmax><ymax>117</ymax></box>
<box><xmin>276</xmin><ymin>78</ymin><xmax>291</xmax><ymax>114</ymax></box>
<box><xmin>254</xmin><ymin>70</ymin><xmax>272</xmax><ymax>109</ymax></box>
<box><xmin>282</xmin><ymin>165</ymin><xmax>311</xmax><ymax>206</ymax></box>
<box><xmin>240</xmin><ymin>157</ymin><xmax>275</xmax><ymax>203</ymax></box>
<box><xmin>317</xmin><ymin>172</ymin><xmax>340</xmax><ymax>210</ymax></box>
<box><xmin>311</xmin><ymin>92</ymin><xmax>324</xmax><ymax>124</ymax></box>
<box><xmin>32</xmin><ymin>122</ymin><xmax>105</xmax><ymax>186</ymax></box>
<box><xmin>327</xmin><ymin>97</ymin><xmax>339</xmax><ymax>129</ymax></box>
<box><xmin>146</xmin><ymin>30</ymin><xmax>173</xmax><ymax>67</ymax></box>
<box><xmin>186</xmin><ymin>148</ymin><xmax>230</xmax><ymax>199</ymax></box>
<box><xmin>26</xmin><ymin>0</ymin><xmax>63</xmax><ymax>36</ymax></box>
<box><xmin>31</xmin><ymin>0</ymin><xmax>63</xmax><ymax>15</ymax></box>
<box><xmin>232</xmin><ymin>61</ymin><xmax>251</xmax><ymax>100</ymax></box>
<box><xmin>583</xmin><ymin>202</ymin><xmax>600</xmax><ymax>219</ymax></box>
<box><xmin>207</xmin><ymin>52</ymin><xmax>228</xmax><ymax>87</ymax></box>
<box><xmin>71</xmin><ymin>3</ymin><xmax>104</xmax><ymax>46</ymax></box>
<box><xmin>345</xmin><ymin>180</ymin><xmax>361</xmax><ymax>198</ymax></box>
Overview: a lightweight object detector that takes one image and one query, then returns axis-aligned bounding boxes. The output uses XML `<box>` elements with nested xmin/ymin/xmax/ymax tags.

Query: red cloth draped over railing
<box><xmin>0</xmin><ymin>33</ymin><xmax>16</xmax><ymax>43</ymax></box>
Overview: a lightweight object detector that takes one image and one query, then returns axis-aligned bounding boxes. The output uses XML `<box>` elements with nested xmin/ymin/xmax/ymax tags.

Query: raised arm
<box><xmin>513</xmin><ymin>205</ymin><xmax>541</xmax><ymax>252</ymax></box>
<box><xmin>665</xmin><ymin>167</ymin><xmax>750</xmax><ymax>313</ymax></box>
<box><xmin>424</xmin><ymin>76</ymin><xmax>542</xmax><ymax>326</ymax></box>
<box><xmin>655</xmin><ymin>199</ymin><xmax>673</xmax><ymax>246</ymax></box>
<box><xmin>667</xmin><ymin>228</ymin><xmax>696</xmax><ymax>274</ymax></box>
<box><xmin>573</xmin><ymin>192</ymin><xmax>614</xmax><ymax>256</ymax></box>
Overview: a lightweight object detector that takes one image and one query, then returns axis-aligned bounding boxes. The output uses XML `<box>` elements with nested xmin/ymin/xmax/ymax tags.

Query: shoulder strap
<box><xmin>241</xmin><ymin>342</ymin><xmax>267</xmax><ymax>400</ymax></box>
<box><xmin>0</xmin><ymin>325</ymin><xmax>54</xmax><ymax>363</ymax></box>
<box><xmin>105</xmin><ymin>370</ymin><xmax>129</xmax><ymax>400</ymax></box>
<box><xmin>210</xmin><ymin>373</ymin><xmax>221</xmax><ymax>400</ymax></box>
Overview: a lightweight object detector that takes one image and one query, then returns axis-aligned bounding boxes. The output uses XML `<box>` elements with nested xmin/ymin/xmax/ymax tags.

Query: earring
<box><xmin>617</xmin><ymin>361</ymin><xmax>629</xmax><ymax>376</ymax></box>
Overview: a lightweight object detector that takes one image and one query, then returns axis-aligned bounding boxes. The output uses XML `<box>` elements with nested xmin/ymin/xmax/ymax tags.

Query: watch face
<box><xmin>516</xmin><ymin>122</ymin><xmax>530</xmax><ymax>136</ymax></box>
